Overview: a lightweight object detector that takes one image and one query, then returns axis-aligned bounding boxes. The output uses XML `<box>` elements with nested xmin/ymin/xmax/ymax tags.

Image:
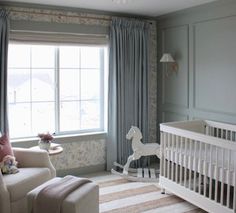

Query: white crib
<box><xmin>160</xmin><ymin>120</ymin><xmax>236</xmax><ymax>213</ymax></box>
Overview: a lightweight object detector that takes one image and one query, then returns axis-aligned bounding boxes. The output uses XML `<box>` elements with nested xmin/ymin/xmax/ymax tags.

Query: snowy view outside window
<box><xmin>8</xmin><ymin>43</ymin><xmax>107</xmax><ymax>139</ymax></box>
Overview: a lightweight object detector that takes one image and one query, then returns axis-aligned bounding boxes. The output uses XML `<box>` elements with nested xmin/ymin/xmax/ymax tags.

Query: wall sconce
<box><xmin>160</xmin><ymin>53</ymin><xmax>178</xmax><ymax>76</ymax></box>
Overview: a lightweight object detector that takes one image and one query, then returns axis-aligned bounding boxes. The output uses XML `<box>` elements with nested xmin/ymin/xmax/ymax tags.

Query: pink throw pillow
<box><xmin>0</xmin><ymin>134</ymin><xmax>14</xmax><ymax>162</ymax></box>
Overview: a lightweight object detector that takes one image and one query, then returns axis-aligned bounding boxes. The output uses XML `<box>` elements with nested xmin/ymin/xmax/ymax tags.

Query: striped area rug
<box><xmin>89</xmin><ymin>173</ymin><xmax>206</xmax><ymax>213</ymax></box>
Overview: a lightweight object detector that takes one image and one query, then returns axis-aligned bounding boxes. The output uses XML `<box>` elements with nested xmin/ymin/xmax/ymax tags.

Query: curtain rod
<box><xmin>10</xmin><ymin>9</ymin><xmax>153</xmax><ymax>24</ymax></box>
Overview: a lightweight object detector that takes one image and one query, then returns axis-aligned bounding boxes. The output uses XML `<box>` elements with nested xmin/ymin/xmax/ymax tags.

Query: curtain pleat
<box><xmin>107</xmin><ymin>18</ymin><xmax>149</xmax><ymax>169</ymax></box>
<box><xmin>0</xmin><ymin>9</ymin><xmax>9</xmax><ymax>135</ymax></box>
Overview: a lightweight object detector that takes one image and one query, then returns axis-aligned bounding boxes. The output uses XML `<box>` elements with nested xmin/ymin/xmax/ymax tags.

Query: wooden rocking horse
<box><xmin>111</xmin><ymin>126</ymin><xmax>160</xmax><ymax>182</ymax></box>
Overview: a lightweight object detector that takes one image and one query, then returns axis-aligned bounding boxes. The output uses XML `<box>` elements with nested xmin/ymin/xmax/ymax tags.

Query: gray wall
<box><xmin>156</xmin><ymin>0</ymin><xmax>236</xmax><ymax>131</ymax></box>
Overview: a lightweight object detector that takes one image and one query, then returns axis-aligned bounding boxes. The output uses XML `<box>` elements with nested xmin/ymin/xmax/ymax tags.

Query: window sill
<box><xmin>11</xmin><ymin>131</ymin><xmax>107</xmax><ymax>145</ymax></box>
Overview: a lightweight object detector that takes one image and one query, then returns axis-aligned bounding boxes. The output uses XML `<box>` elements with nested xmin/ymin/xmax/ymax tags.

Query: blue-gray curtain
<box><xmin>0</xmin><ymin>9</ymin><xmax>9</xmax><ymax>135</ymax></box>
<box><xmin>107</xmin><ymin>18</ymin><xmax>149</xmax><ymax>169</ymax></box>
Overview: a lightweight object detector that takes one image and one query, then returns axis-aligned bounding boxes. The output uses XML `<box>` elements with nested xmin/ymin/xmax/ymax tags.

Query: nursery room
<box><xmin>0</xmin><ymin>0</ymin><xmax>236</xmax><ymax>212</ymax></box>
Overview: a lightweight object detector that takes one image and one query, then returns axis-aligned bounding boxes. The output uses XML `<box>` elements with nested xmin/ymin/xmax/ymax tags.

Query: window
<box><xmin>8</xmin><ymin>43</ymin><xmax>108</xmax><ymax>139</ymax></box>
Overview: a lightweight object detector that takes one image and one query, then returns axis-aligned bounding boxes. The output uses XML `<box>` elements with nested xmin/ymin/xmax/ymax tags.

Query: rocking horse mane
<box><xmin>126</xmin><ymin>126</ymin><xmax>143</xmax><ymax>140</ymax></box>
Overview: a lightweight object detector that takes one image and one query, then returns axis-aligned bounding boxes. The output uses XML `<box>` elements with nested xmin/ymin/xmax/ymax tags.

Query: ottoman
<box><xmin>27</xmin><ymin>177</ymin><xmax>99</xmax><ymax>213</ymax></box>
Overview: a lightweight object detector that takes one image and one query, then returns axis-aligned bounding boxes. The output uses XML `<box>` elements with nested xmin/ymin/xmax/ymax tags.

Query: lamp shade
<box><xmin>160</xmin><ymin>53</ymin><xmax>175</xmax><ymax>62</ymax></box>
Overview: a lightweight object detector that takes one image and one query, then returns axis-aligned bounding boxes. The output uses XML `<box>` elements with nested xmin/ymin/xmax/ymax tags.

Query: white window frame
<box><xmin>8</xmin><ymin>41</ymin><xmax>108</xmax><ymax>139</ymax></box>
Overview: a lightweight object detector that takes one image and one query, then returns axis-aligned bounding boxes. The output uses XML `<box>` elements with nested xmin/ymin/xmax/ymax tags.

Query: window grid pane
<box><xmin>59</xmin><ymin>47</ymin><xmax>102</xmax><ymax>132</ymax></box>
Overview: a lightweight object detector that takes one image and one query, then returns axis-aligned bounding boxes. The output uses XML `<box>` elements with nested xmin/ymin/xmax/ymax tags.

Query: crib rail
<box><xmin>205</xmin><ymin>123</ymin><xmax>236</xmax><ymax>142</ymax></box>
<box><xmin>160</xmin><ymin>121</ymin><xmax>236</xmax><ymax>213</ymax></box>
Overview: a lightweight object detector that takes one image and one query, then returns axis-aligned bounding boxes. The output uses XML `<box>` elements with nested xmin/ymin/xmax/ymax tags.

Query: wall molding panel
<box><xmin>193</xmin><ymin>15</ymin><xmax>236</xmax><ymax>114</ymax></box>
<box><xmin>161</xmin><ymin>25</ymin><xmax>189</xmax><ymax>109</ymax></box>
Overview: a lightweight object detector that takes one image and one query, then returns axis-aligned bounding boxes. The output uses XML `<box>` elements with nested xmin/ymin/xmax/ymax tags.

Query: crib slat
<box><xmin>180</xmin><ymin>137</ymin><xmax>183</xmax><ymax>186</ymax></box>
<box><xmin>215</xmin><ymin>146</ymin><xmax>219</xmax><ymax>202</ymax></box>
<box><xmin>221</xmin><ymin>129</ymin><xmax>225</xmax><ymax>139</ymax></box>
<box><xmin>144</xmin><ymin>168</ymin><xmax>149</xmax><ymax>178</ymax></box>
<box><xmin>189</xmin><ymin>139</ymin><xmax>193</xmax><ymax>189</ymax></box>
<box><xmin>184</xmin><ymin>137</ymin><xmax>187</xmax><ymax>188</ymax></box>
<box><xmin>167</xmin><ymin>133</ymin><xmax>171</xmax><ymax>179</ymax></box>
<box><xmin>171</xmin><ymin>134</ymin><xmax>175</xmax><ymax>181</ymax></box>
<box><xmin>205</xmin><ymin>127</ymin><xmax>209</xmax><ymax>197</ymax></box>
<box><xmin>216</xmin><ymin>128</ymin><xmax>219</xmax><ymax>138</ymax></box>
<box><xmin>137</xmin><ymin>168</ymin><xmax>142</xmax><ymax>178</ymax></box>
<box><xmin>161</xmin><ymin>132</ymin><xmax>167</xmax><ymax>177</ymax></box>
<box><xmin>220</xmin><ymin>149</ymin><xmax>225</xmax><ymax>205</ymax></box>
<box><xmin>193</xmin><ymin>140</ymin><xmax>197</xmax><ymax>192</ymax></box>
<box><xmin>212</xmin><ymin>126</ymin><xmax>215</xmax><ymax>136</ymax></box>
<box><xmin>150</xmin><ymin>168</ymin><xmax>156</xmax><ymax>179</ymax></box>
<box><xmin>227</xmin><ymin>130</ymin><xmax>229</xmax><ymax>140</ymax></box>
<box><xmin>160</xmin><ymin>132</ymin><xmax>163</xmax><ymax>176</ymax></box>
<box><xmin>209</xmin><ymin>144</ymin><xmax>213</xmax><ymax>199</ymax></box>
<box><xmin>203</xmin><ymin>143</ymin><xmax>207</xmax><ymax>197</ymax></box>
<box><xmin>234</xmin><ymin>169</ymin><xmax>236</xmax><ymax>210</ymax></box>
<box><xmin>175</xmin><ymin>136</ymin><xmax>179</xmax><ymax>183</ymax></box>
<box><xmin>206</xmin><ymin>126</ymin><xmax>208</xmax><ymax>135</ymax></box>
<box><xmin>206</xmin><ymin>125</ymin><xmax>209</xmax><ymax>135</ymax></box>
<box><xmin>226</xmin><ymin>149</ymin><xmax>231</xmax><ymax>208</ymax></box>
<box><xmin>199</xmin><ymin>141</ymin><xmax>202</xmax><ymax>194</ymax></box>
<box><xmin>163</xmin><ymin>132</ymin><xmax>167</xmax><ymax>177</ymax></box>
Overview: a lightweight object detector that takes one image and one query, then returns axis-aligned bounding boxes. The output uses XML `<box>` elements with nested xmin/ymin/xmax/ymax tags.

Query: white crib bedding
<box><xmin>165</xmin><ymin>147</ymin><xmax>236</xmax><ymax>186</ymax></box>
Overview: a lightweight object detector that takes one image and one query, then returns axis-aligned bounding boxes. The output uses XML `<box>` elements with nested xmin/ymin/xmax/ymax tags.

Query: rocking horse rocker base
<box><xmin>111</xmin><ymin>162</ymin><xmax>159</xmax><ymax>182</ymax></box>
<box><xmin>111</xmin><ymin>126</ymin><xmax>160</xmax><ymax>182</ymax></box>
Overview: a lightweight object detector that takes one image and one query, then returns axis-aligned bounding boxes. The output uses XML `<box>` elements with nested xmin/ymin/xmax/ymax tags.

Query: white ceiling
<box><xmin>5</xmin><ymin>0</ymin><xmax>217</xmax><ymax>17</ymax></box>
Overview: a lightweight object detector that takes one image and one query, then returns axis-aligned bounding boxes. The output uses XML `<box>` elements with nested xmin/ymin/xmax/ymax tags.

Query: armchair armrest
<box><xmin>0</xmin><ymin>171</ymin><xmax>11</xmax><ymax>213</ymax></box>
<box><xmin>13</xmin><ymin>148</ymin><xmax>56</xmax><ymax>178</ymax></box>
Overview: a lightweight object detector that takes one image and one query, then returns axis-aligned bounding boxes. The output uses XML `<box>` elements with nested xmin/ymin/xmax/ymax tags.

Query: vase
<box><xmin>38</xmin><ymin>140</ymin><xmax>51</xmax><ymax>151</ymax></box>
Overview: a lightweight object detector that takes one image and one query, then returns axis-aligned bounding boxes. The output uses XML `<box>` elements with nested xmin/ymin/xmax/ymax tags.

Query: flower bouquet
<box><xmin>38</xmin><ymin>132</ymin><xmax>54</xmax><ymax>151</ymax></box>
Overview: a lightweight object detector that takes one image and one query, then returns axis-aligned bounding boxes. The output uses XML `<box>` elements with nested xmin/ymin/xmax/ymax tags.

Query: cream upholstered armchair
<box><xmin>0</xmin><ymin>148</ymin><xmax>56</xmax><ymax>213</ymax></box>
